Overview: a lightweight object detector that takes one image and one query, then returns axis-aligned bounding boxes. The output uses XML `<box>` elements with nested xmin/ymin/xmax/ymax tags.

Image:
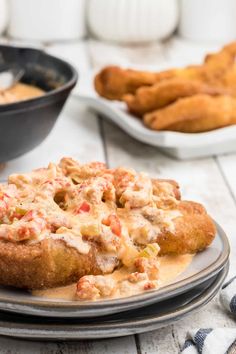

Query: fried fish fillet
<box><xmin>204</xmin><ymin>41</ymin><xmax>236</xmax><ymax>78</ymax></box>
<box><xmin>123</xmin><ymin>78</ymin><xmax>229</xmax><ymax>116</ymax></box>
<box><xmin>94</xmin><ymin>65</ymin><xmax>208</xmax><ymax>100</ymax></box>
<box><xmin>0</xmin><ymin>239</ymin><xmax>118</xmax><ymax>290</ymax></box>
<box><xmin>144</xmin><ymin>94</ymin><xmax>236</xmax><ymax>133</ymax></box>
<box><xmin>94</xmin><ymin>58</ymin><xmax>233</xmax><ymax>102</ymax></box>
<box><xmin>201</xmin><ymin>42</ymin><xmax>236</xmax><ymax>93</ymax></box>
<box><xmin>94</xmin><ymin>66</ymin><xmax>173</xmax><ymax>100</ymax></box>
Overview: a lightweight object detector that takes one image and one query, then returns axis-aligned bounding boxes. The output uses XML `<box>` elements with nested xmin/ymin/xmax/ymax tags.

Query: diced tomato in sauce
<box><xmin>22</xmin><ymin>210</ymin><xmax>34</xmax><ymax>221</ymax></box>
<box><xmin>75</xmin><ymin>201</ymin><xmax>90</xmax><ymax>214</ymax></box>
<box><xmin>0</xmin><ymin>192</ymin><xmax>10</xmax><ymax>200</ymax></box>
<box><xmin>143</xmin><ymin>281</ymin><xmax>156</xmax><ymax>290</ymax></box>
<box><xmin>102</xmin><ymin>214</ymin><xmax>121</xmax><ymax>236</ymax></box>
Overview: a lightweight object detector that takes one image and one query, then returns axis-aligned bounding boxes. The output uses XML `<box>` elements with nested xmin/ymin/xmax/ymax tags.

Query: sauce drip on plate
<box><xmin>0</xmin><ymin>83</ymin><xmax>44</xmax><ymax>104</ymax></box>
<box><xmin>33</xmin><ymin>254</ymin><xmax>193</xmax><ymax>301</ymax></box>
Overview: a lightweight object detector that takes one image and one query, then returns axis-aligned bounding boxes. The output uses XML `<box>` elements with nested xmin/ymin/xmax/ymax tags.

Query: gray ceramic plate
<box><xmin>0</xmin><ymin>222</ymin><xmax>229</xmax><ymax>318</ymax></box>
<box><xmin>0</xmin><ymin>262</ymin><xmax>228</xmax><ymax>340</ymax></box>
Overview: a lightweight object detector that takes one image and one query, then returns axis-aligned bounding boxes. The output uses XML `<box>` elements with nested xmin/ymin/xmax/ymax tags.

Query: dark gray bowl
<box><xmin>0</xmin><ymin>45</ymin><xmax>78</xmax><ymax>162</ymax></box>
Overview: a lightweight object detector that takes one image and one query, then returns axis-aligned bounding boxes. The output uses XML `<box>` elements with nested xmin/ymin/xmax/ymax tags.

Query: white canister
<box><xmin>87</xmin><ymin>0</ymin><xmax>179</xmax><ymax>43</ymax></box>
<box><xmin>0</xmin><ymin>0</ymin><xmax>8</xmax><ymax>35</ymax></box>
<box><xmin>8</xmin><ymin>0</ymin><xmax>86</xmax><ymax>41</ymax></box>
<box><xmin>179</xmin><ymin>0</ymin><xmax>236</xmax><ymax>42</ymax></box>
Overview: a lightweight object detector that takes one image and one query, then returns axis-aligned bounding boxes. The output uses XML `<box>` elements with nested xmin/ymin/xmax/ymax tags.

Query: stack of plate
<box><xmin>0</xmin><ymin>222</ymin><xmax>229</xmax><ymax>341</ymax></box>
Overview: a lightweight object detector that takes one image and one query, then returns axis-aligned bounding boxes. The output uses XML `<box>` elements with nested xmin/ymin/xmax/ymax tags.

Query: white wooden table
<box><xmin>0</xmin><ymin>37</ymin><xmax>235</xmax><ymax>353</ymax></box>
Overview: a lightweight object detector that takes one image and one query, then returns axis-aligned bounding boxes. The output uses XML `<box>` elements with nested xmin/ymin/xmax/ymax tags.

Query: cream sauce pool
<box><xmin>0</xmin><ymin>83</ymin><xmax>44</xmax><ymax>104</ymax></box>
<box><xmin>33</xmin><ymin>254</ymin><xmax>193</xmax><ymax>301</ymax></box>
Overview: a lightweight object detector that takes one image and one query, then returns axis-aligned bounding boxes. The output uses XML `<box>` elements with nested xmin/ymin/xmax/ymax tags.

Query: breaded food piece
<box><xmin>94</xmin><ymin>65</ymin><xmax>208</xmax><ymax>101</ymax></box>
<box><xmin>0</xmin><ymin>239</ymin><xmax>117</xmax><ymax>290</ymax></box>
<box><xmin>144</xmin><ymin>94</ymin><xmax>236</xmax><ymax>133</ymax></box>
<box><xmin>201</xmin><ymin>42</ymin><xmax>236</xmax><ymax>91</ymax></box>
<box><xmin>204</xmin><ymin>41</ymin><xmax>236</xmax><ymax>78</ymax></box>
<box><xmin>123</xmin><ymin>78</ymin><xmax>228</xmax><ymax>116</ymax></box>
<box><xmin>94</xmin><ymin>66</ymin><xmax>173</xmax><ymax>100</ymax></box>
<box><xmin>157</xmin><ymin>201</ymin><xmax>216</xmax><ymax>256</ymax></box>
<box><xmin>94</xmin><ymin>42</ymin><xmax>236</xmax><ymax>102</ymax></box>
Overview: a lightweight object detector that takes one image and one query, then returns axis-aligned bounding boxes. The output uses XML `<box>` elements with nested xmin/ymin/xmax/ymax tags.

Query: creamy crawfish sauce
<box><xmin>0</xmin><ymin>83</ymin><xmax>44</xmax><ymax>104</ymax></box>
<box><xmin>33</xmin><ymin>254</ymin><xmax>193</xmax><ymax>301</ymax></box>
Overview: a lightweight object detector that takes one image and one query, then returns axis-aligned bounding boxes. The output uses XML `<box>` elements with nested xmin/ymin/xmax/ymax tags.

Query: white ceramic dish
<box><xmin>0</xmin><ymin>264</ymin><xmax>228</xmax><ymax>340</ymax></box>
<box><xmin>0</xmin><ymin>222</ymin><xmax>229</xmax><ymax>318</ymax></box>
<box><xmin>77</xmin><ymin>94</ymin><xmax>236</xmax><ymax>160</ymax></box>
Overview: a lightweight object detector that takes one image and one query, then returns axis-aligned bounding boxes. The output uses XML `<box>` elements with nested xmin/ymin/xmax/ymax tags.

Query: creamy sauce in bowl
<box><xmin>0</xmin><ymin>83</ymin><xmax>44</xmax><ymax>104</ymax></box>
<box><xmin>33</xmin><ymin>254</ymin><xmax>193</xmax><ymax>301</ymax></box>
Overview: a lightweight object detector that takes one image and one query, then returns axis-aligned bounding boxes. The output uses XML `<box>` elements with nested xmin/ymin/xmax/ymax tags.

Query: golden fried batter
<box><xmin>144</xmin><ymin>94</ymin><xmax>236</xmax><ymax>133</ymax></box>
<box><xmin>94</xmin><ymin>66</ymin><xmax>161</xmax><ymax>100</ymax></box>
<box><xmin>94</xmin><ymin>65</ymin><xmax>208</xmax><ymax>101</ymax></box>
<box><xmin>94</xmin><ymin>61</ymin><xmax>227</xmax><ymax>100</ymax></box>
<box><xmin>94</xmin><ymin>41</ymin><xmax>236</xmax><ymax>99</ymax></box>
<box><xmin>123</xmin><ymin>78</ymin><xmax>228</xmax><ymax>116</ymax></box>
<box><xmin>204</xmin><ymin>41</ymin><xmax>236</xmax><ymax>78</ymax></box>
<box><xmin>157</xmin><ymin>201</ymin><xmax>216</xmax><ymax>255</ymax></box>
<box><xmin>94</xmin><ymin>41</ymin><xmax>236</xmax><ymax>133</ymax></box>
<box><xmin>0</xmin><ymin>239</ymin><xmax>114</xmax><ymax>289</ymax></box>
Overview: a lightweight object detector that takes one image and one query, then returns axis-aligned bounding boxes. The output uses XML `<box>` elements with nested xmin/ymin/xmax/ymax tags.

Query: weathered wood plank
<box><xmin>216</xmin><ymin>154</ymin><xmax>236</xmax><ymax>201</ymax></box>
<box><xmin>0</xmin><ymin>335</ymin><xmax>137</xmax><ymax>354</ymax></box>
<box><xmin>136</xmin><ymin>326</ymin><xmax>180</xmax><ymax>354</ymax></box>
<box><xmin>47</xmin><ymin>41</ymin><xmax>93</xmax><ymax>96</ymax></box>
